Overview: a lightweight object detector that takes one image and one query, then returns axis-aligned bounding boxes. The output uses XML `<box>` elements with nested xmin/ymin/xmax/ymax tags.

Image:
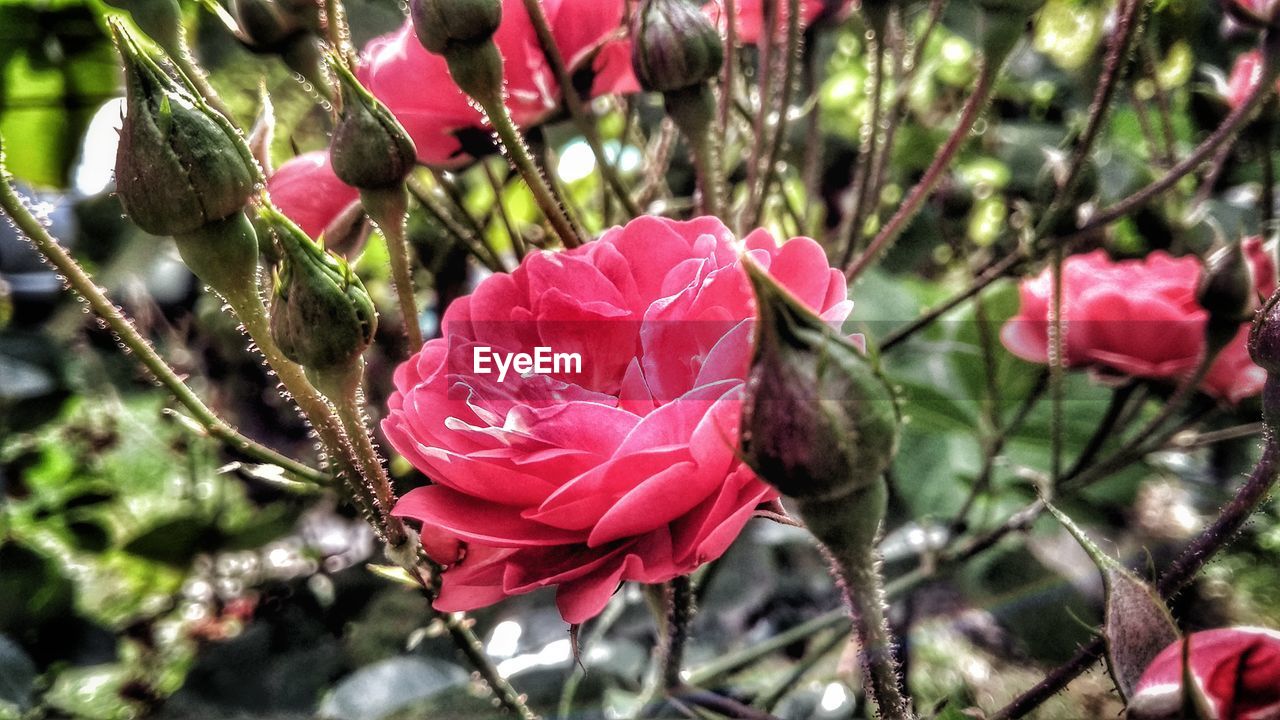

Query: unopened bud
<box><xmin>265</xmin><ymin>208</ymin><xmax>377</xmax><ymax>371</ymax></box>
<box><xmin>740</xmin><ymin>260</ymin><xmax>900</xmax><ymax>551</ymax></box>
<box><xmin>112</xmin><ymin>23</ymin><xmax>256</xmax><ymax>237</ymax></box>
<box><xmin>329</xmin><ymin>59</ymin><xmax>417</xmax><ymax>190</ymax></box>
<box><xmin>409</xmin><ymin>0</ymin><xmax>501</xmax><ymax>55</ymax></box>
<box><xmin>631</xmin><ymin>0</ymin><xmax>724</xmax><ymax>94</ymax></box>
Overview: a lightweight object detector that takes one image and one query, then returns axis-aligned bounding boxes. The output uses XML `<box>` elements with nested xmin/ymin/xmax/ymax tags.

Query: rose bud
<box><xmin>264</xmin><ymin>207</ymin><xmax>377</xmax><ymax>373</ymax></box>
<box><xmin>409</xmin><ymin>0</ymin><xmax>505</xmax><ymax>105</ymax></box>
<box><xmin>112</xmin><ymin>23</ymin><xmax>256</xmax><ymax>239</ymax></box>
<box><xmin>409</xmin><ymin>0</ymin><xmax>501</xmax><ymax>55</ymax></box>
<box><xmin>632</xmin><ymin>0</ymin><xmax>725</xmax><ymax>94</ymax></box>
<box><xmin>1128</xmin><ymin>627</ymin><xmax>1280</xmax><ymax>720</ymax></box>
<box><xmin>740</xmin><ymin>258</ymin><xmax>899</xmax><ymax>553</ymax></box>
<box><xmin>329</xmin><ymin>60</ymin><xmax>417</xmax><ymax>191</ymax></box>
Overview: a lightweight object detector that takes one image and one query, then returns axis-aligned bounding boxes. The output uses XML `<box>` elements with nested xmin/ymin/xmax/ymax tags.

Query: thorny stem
<box><xmin>361</xmin><ymin>186</ymin><xmax>424</xmax><ymax>351</ymax></box>
<box><xmin>0</xmin><ymin>157</ymin><xmax>325</xmax><ymax>486</ymax></box>
<box><xmin>410</xmin><ymin>565</ymin><xmax>540</xmax><ymax>720</ymax></box>
<box><xmin>1057</xmin><ymin>42</ymin><xmax>1280</xmax><ymax>245</ymax></box>
<box><xmin>219</xmin><ymin>284</ymin><xmax>384</xmax><ymax>531</ymax></box>
<box><xmin>719</xmin><ymin>0</ymin><xmax>739</xmax><ymax>154</ymax></box>
<box><xmin>989</xmin><ymin>428</ymin><xmax>1280</xmax><ymax>720</ymax></box>
<box><xmin>1036</xmin><ymin>0</ymin><xmax>1145</xmax><ymax>235</ymax></box>
<box><xmin>846</xmin><ymin>61</ymin><xmax>999</xmax><ymax>282</ymax></box>
<box><xmin>406</xmin><ymin>177</ymin><xmax>506</xmax><ymax>273</ymax></box>
<box><xmin>825</xmin><ymin>543</ymin><xmax>915</xmax><ymax>720</ymax></box>
<box><xmin>308</xmin><ymin>363</ymin><xmax>407</xmax><ymax>548</ymax></box>
<box><xmin>838</xmin><ymin>32</ymin><xmax>887</xmax><ymax>266</ymax></box>
<box><xmin>745</xmin><ymin>0</ymin><xmax>805</xmax><ymax>229</ymax></box>
<box><xmin>521</xmin><ymin>0</ymin><xmax>641</xmax><ymax>218</ymax></box>
<box><xmin>472</xmin><ymin>80</ymin><xmax>583</xmax><ymax>248</ymax></box>
<box><xmin>481</xmin><ymin>161</ymin><xmax>527</xmax><ymax>261</ymax></box>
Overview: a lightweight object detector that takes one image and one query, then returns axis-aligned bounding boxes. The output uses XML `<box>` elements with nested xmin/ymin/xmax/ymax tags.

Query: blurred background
<box><xmin>4</xmin><ymin>0</ymin><xmax>1280</xmax><ymax>718</ymax></box>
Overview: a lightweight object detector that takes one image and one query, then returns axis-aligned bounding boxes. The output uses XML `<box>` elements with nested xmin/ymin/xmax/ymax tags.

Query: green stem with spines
<box><xmin>362</xmin><ymin>186</ymin><xmax>424</xmax><ymax>351</ymax></box>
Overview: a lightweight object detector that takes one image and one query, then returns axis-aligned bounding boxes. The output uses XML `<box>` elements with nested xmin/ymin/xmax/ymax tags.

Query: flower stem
<box><xmin>667</xmin><ymin>85</ymin><xmax>726</xmax><ymax>218</ymax></box>
<box><xmin>406</xmin><ymin>177</ymin><xmax>506</xmax><ymax>273</ymax></box>
<box><xmin>744</xmin><ymin>0</ymin><xmax>804</xmax><ymax>229</ymax></box>
<box><xmin>846</xmin><ymin>61</ymin><xmax>999</xmax><ymax>282</ymax></box>
<box><xmin>219</xmin><ymin>284</ymin><xmax>384</xmax><ymax>534</ymax></box>
<box><xmin>307</xmin><ymin>362</ymin><xmax>407</xmax><ymax>548</ymax></box>
<box><xmin>989</xmin><ymin>428</ymin><xmax>1280</xmax><ymax>720</ymax></box>
<box><xmin>825</xmin><ymin>543</ymin><xmax>915</xmax><ymax>720</ymax></box>
<box><xmin>0</xmin><ymin>158</ymin><xmax>325</xmax><ymax>486</ymax></box>
<box><xmin>467</xmin><ymin>63</ymin><xmax>583</xmax><ymax>248</ymax></box>
<box><xmin>662</xmin><ymin>575</ymin><xmax>695</xmax><ymax>690</ymax></box>
<box><xmin>520</xmin><ymin>0</ymin><xmax>640</xmax><ymax>218</ymax></box>
<box><xmin>1057</xmin><ymin>40</ymin><xmax>1280</xmax><ymax>245</ymax></box>
<box><xmin>362</xmin><ymin>186</ymin><xmax>424</xmax><ymax>351</ymax></box>
<box><xmin>410</xmin><ymin>566</ymin><xmax>541</xmax><ymax>720</ymax></box>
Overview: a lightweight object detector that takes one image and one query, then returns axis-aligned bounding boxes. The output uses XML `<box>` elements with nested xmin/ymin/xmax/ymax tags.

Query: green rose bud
<box><xmin>631</xmin><ymin>0</ymin><xmax>725</xmax><ymax>94</ymax></box>
<box><xmin>264</xmin><ymin>207</ymin><xmax>377</xmax><ymax>372</ymax></box>
<box><xmin>329</xmin><ymin>59</ymin><xmax>417</xmax><ymax>190</ymax></box>
<box><xmin>740</xmin><ymin>260</ymin><xmax>900</xmax><ymax>552</ymax></box>
<box><xmin>111</xmin><ymin>23</ymin><xmax>256</xmax><ymax>237</ymax></box>
<box><xmin>409</xmin><ymin>0</ymin><xmax>501</xmax><ymax>55</ymax></box>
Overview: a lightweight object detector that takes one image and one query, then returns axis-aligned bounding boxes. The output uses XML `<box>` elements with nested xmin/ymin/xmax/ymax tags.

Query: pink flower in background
<box><xmin>266</xmin><ymin>152</ymin><xmax>360</xmax><ymax>239</ymax></box>
<box><xmin>1000</xmin><ymin>240</ymin><xmax>1276</xmax><ymax>403</ymax></box>
<box><xmin>1128</xmin><ymin>627</ymin><xmax>1280</xmax><ymax>720</ymax></box>
<box><xmin>357</xmin><ymin>0</ymin><xmax>630</xmax><ymax>167</ymax></box>
<box><xmin>384</xmin><ymin>216</ymin><xmax>852</xmax><ymax>623</ymax></box>
<box><xmin>1225</xmin><ymin>50</ymin><xmax>1273</xmax><ymax>110</ymax></box>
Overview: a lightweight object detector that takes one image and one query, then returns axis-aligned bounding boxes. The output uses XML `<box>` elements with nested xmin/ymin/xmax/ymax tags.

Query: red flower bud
<box><xmin>1129</xmin><ymin>627</ymin><xmax>1280</xmax><ymax>720</ymax></box>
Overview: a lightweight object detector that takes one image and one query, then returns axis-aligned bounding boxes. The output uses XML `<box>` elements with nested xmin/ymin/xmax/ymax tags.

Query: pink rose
<box><xmin>1129</xmin><ymin>627</ymin><xmax>1280</xmax><ymax>720</ymax></box>
<box><xmin>384</xmin><ymin>215</ymin><xmax>852</xmax><ymax>623</ymax></box>
<box><xmin>357</xmin><ymin>0</ymin><xmax>630</xmax><ymax>168</ymax></box>
<box><xmin>266</xmin><ymin>151</ymin><xmax>361</xmax><ymax>240</ymax></box>
<box><xmin>1000</xmin><ymin>241</ymin><xmax>1275</xmax><ymax>403</ymax></box>
<box><xmin>702</xmin><ymin>0</ymin><xmax>836</xmax><ymax>44</ymax></box>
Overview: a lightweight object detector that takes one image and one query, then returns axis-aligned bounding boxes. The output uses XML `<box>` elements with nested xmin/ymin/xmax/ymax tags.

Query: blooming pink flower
<box><xmin>357</xmin><ymin>0</ymin><xmax>630</xmax><ymax>168</ymax></box>
<box><xmin>1000</xmin><ymin>241</ymin><xmax>1276</xmax><ymax>403</ymax></box>
<box><xmin>266</xmin><ymin>151</ymin><xmax>360</xmax><ymax>240</ymax></box>
<box><xmin>384</xmin><ymin>216</ymin><xmax>852</xmax><ymax>623</ymax></box>
<box><xmin>1129</xmin><ymin>627</ymin><xmax>1280</xmax><ymax>720</ymax></box>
